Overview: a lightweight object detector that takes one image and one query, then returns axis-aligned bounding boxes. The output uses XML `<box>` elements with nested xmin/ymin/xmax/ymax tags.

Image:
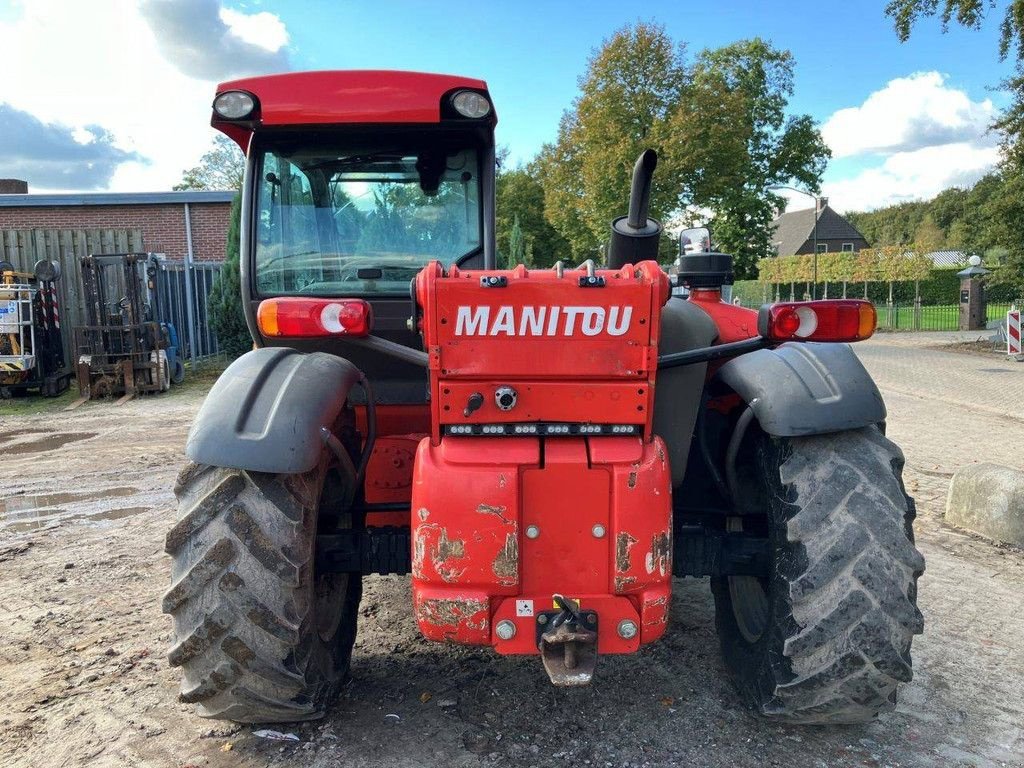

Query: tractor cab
<box><xmin>216</xmin><ymin>71</ymin><xmax>497</xmax><ymax>405</ymax></box>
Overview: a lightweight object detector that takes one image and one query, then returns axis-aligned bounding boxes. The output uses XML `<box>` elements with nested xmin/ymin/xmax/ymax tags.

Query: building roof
<box><xmin>770</xmin><ymin>204</ymin><xmax>867</xmax><ymax>256</ymax></box>
<box><xmin>926</xmin><ymin>250</ymin><xmax>969</xmax><ymax>268</ymax></box>
<box><xmin>0</xmin><ymin>190</ymin><xmax>236</xmax><ymax>208</ymax></box>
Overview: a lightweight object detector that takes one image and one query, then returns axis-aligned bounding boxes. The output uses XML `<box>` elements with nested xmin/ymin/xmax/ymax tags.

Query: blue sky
<box><xmin>287</xmin><ymin>0</ymin><xmax>1012</xmax><ymax>157</ymax></box>
<box><xmin>0</xmin><ymin>0</ymin><xmax>1016</xmax><ymax>210</ymax></box>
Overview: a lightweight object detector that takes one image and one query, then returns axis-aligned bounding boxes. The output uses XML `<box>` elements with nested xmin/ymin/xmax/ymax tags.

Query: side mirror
<box><xmin>679</xmin><ymin>227</ymin><xmax>710</xmax><ymax>254</ymax></box>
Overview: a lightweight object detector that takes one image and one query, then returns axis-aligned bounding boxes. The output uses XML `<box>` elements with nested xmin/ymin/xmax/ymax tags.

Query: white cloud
<box><xmin>0</xmin><ymin>0</ymin><xmax>290</xmax><ymax>193</ymax></box>
<box><xmin>824</xmin><ymin>142</ymin><xmax>1000</xmax><ymax>212</ymax></box>
<box><xmin>819</xmin><ymin>72</ymin><xmax>1001</xmax><ymax>212</ymax></box>
<box><xmin>219</xmin><ymin>7</ymin><xmax>289</xmax><ymax>52</ymax></box>
<box><xmin>822</xmin><ymin>71</ymin><xmax>996</xmax><ymax>159</ymax></box>
<box><xmin>140</xmin><ymin>0</ymin><xmax>290</xmax><ymax>80</ymax></box>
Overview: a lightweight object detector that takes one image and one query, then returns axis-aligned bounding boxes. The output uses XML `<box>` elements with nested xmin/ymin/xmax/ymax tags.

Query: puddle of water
<box><xmin>92</xmin><ymin>506</ymin><xmax>150</xmax><ymax>522</ymax></box>
<box><xmin>4</xmin><ymin>505</ymin><xmax>150</xmax><ymax>533</ymax></box>
<box><xmin>0</xmin><ymin>428</ymin><xmax>46</xmax><ymax>446</ymax></box>
<box><xmin>0</xmin><ymin>486</ymin><xmax>137</xmax><ymax>516</ymax></box>
<box><xmin>4</xmin><ymin>432</ymin><xmax>98</xmax><ymax>455</ymax></box>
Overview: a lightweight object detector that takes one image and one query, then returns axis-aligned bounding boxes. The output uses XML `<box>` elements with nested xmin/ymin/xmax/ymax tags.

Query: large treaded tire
<box><xmin>712</xmin><ymin>425</ymin><xmax>925</xmax><ymax>724</ymax></box>
<box><xmin>163</xmin><ymin>459</ymin><xmax>361</xmax><ymax>723</ymax></box>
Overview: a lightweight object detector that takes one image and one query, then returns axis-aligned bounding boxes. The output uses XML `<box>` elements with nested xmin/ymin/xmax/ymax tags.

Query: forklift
<box><xmin>0</xmin><ymin>259</ymin><xmax>72</xmax><ymax>398</ymax></box>
<box><xmin>68</xmin><ymin>253</ymin><xmax>184</xmax><ymax>407</ymax></box>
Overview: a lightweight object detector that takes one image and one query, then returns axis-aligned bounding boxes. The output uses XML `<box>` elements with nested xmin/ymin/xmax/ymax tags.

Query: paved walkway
<box><xmin>855</xmin><ymin>334</ymin><xmax>1023</xmax><ymax>472</ymax></box>
<box><xmin>852</xmin><ymin>332</ymin><xmax>1024</xmax><ymax>765</ymax></box>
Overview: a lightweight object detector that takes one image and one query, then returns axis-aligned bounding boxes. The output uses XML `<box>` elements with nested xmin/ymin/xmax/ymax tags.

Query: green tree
<box><xmin>539</xmin><ymin>23</ymin><xmax>690</xmax><ymax>258</ymax></box>
<box><xmin>507</xmin><ymin>215</ymin><xmax>535</xmax><ymax>267</ymax></box>
<box><xmin>496</xmin><ymin>164</ymin><xmax>571</xmax><ymax>267</ymax></box>
<box><xmin>539</xmin><ymin>24</ymin><xmax>829</xmax><ymax>278</ymax></box>
<box><xmin>207</xmin><ymin>193</ymin><xmax>252</xmax><ymax>357</ymax></box>
<box><xmin>886</xmin><ymin>0</ymin><xmax>1024</xmax><ymax>61</ymax></box>
<box><xmin>884</xmin><ymin>0</ymin><xmax>1024</xmax><ymax>298</ymax></box>
<box><xmin>691</xmin><ymin>39</ymin><xmax>831</xmax><ymax>278</ymax></box>
<box><xmin>914</xmin><ymin>214</ymin><xmax>946</xmax><ymax>253</ymax></box>
<box><xmin>175</xmin><ymin>135</ymin><xmax>245</xmax><ymax>191</ymax></box>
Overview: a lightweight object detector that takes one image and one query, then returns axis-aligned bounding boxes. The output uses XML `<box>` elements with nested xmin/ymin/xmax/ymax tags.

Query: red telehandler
<box><xmin>164</xmin><ymin>71</ymin><xmax>923</xmax><ymax>725</ymax></box>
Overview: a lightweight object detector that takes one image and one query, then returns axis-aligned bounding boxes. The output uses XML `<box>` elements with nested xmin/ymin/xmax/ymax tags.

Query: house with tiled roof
<box><xmin>770</xmin><ymin>198</ymin><xmax>869</xmax><ymax>257</ymax></box>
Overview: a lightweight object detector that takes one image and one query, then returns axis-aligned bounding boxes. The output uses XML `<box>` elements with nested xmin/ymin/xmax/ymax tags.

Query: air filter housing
<box><xmin>675</xmin><ymin>252</ymin><xmax>734</xmax><ymax>289</ymax></box>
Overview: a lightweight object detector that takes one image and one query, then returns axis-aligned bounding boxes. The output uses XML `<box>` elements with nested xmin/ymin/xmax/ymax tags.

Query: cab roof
<box><xmin>213</xmin><ymin>70</ymin><xmax>495</xmax><ymax>149</ymax></box>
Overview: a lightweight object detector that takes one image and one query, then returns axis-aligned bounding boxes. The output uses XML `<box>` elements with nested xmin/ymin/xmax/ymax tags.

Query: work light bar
<box><xmin>445</xmin><ymin>423</ymin><xmax>639</xmax><ymax>437</ymax></box>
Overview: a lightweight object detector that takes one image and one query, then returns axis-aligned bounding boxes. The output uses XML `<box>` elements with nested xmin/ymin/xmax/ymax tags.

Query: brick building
<box><xmin>0</xmin><ymin>187</ymin><xmax>235</xmax><ymax>262</ymax></box>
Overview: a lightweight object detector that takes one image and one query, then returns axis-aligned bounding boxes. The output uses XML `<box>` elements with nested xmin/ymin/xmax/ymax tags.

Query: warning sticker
<box><xmin>552</xmin><ymin>597</ymin><xmax>581</xmax><ymax>610</ymax></box>
<box><xmin>515</xmin><ymin>599</ymin><xmax>534</xmax><ymax>617</ymax></box>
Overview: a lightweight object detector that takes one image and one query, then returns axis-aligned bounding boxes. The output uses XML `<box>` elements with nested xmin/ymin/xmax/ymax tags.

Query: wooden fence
<box><xmin>1</xmin><ymin>228</ymin><xmax>145</xmax><ymax>366</ymax></box>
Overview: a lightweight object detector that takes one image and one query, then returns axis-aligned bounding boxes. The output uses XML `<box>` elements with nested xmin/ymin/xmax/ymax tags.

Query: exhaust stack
<box><xmin>607</xmin><ymin>149</ymin><xmax>663</xmax><ymax>269</ymax></box>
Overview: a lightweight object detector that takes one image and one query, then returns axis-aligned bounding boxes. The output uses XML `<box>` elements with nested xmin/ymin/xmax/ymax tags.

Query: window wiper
<box><xmin>258</xmin><ymin>250</ymin><xmax>322</xmax><ymax>268</ymax></box>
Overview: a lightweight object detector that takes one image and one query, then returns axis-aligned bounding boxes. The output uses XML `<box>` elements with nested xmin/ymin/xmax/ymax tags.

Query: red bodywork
<box><xmin>409</xmin><ymin>261</ymin><xmax>674</xmax><ymax>652</ymax></box>
<box><xmin>213</xmin><ymin>70</ymin><xmax>495</xmax><ymax>149</ymax></box>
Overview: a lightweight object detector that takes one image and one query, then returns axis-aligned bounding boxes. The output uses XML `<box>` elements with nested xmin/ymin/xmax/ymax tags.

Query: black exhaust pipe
<box><xmin>607</xmin><ymin>149</ymin><xmax>663</xmax><ymax>269</ymax></box>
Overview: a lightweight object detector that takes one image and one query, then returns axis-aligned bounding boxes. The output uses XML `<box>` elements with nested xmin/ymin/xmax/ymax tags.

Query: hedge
<box><xmin>733</xmin><ymin>268</ymin><xmax>1022</xmax><ymax>308</ymax></box>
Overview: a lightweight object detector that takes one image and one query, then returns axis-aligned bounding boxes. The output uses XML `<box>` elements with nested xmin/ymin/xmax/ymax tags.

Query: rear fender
<box><xmin>186</xmin><ymin>347</ymin><xmax>362</xmax><ymax>474</ymax></box>
<box><xmin>714</xmin><ymin>342</ymin><xmax>885</xmax><ymax>437</ymax></box>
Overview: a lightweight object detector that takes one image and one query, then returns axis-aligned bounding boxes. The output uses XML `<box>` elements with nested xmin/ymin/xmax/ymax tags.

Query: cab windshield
<box><xmin>254</xmin><ymin>143</ymin><xmax>482</xmax><ymax>296</ymax></box>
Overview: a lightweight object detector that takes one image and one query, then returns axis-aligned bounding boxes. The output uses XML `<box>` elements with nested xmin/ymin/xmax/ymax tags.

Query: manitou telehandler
<box><xmin>164</xmin><ymin>71</ymin><xmax>924</xmax><ymax>725</ymax></box>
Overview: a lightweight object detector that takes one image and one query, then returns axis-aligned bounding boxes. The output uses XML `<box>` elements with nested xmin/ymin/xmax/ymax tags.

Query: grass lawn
<box><xmin>877</xmin><ymin>302</ymin><xmax>1015</xmax><ymax>331</ymax></box>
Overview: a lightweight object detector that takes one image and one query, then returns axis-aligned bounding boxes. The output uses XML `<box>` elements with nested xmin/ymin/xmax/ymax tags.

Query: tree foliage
<box><xmin>207</xmin><ymin>193</ymin><xmax>252</xmax><ymax>357</ymax></box>
<box><xmin>496</xmin><ymin>164</ymin><xmax>571</xmax><ymax>267</ymax></box>
<box><xmin>883</xmin><ymin>1</ymin><xmax>1024</xmax><ymax>298</ymax></box>
<box><xmin>175</xmin><ymin>135</ymin><xmax>245</xmax><ymax>191</ymax></box>
<box><xmin>538</xmin><ymin>23</ymin><xmax>690</xmax><ymax>259</ymax></box>
<box><xmin>691</xmin><ymin>39</ymin><xmax>830</xmax><ymax>278</ymax></box>
<box><xmin>844</xmin><ymin>171</ymin><xmax>1022</xmax><ymax>297</ymax></box>
<box><xmin>537</xmin><ymin>23</ymin><xmax>829</xmax><ymax>278</ymax></box>
<box><xmin>886</xmin><ymin>0</ymin><xmax>1024</xmax><ymax>61</ymax></box>
<box><xmin>759</xmin><ymin>245</ymin><xmax>938</xmax><ymax>301</ymax></box>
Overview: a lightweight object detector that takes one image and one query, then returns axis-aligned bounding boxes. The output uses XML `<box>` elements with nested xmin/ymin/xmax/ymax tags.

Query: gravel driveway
<box><xmin>1</xmin><ymin>335</ymin><xmax>1021</xmax><ymax>768</ymax></box>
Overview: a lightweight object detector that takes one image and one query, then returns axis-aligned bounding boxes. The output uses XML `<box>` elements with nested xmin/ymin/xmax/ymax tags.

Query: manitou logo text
<box><xmin>454</xmin><ymin>305</ymin><xmax>633</xmax><ymax>337</ymax></box>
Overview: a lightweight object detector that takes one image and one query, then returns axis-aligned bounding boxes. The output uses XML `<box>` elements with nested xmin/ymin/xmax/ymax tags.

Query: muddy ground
<box><xmin>1</xmin><ymin>339</ymin><xmax>1023</xmax><ymax>768</ymax></box>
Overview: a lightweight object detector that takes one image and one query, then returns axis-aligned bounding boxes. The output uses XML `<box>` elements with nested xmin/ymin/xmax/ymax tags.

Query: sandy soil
<box><xmin>1</xmin><ymin>344</ymin><xmax>1023</xmax><ymax>768</ymax></box>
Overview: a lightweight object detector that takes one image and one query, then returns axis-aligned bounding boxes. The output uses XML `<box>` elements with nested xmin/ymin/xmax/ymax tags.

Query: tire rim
<box><xmin>726</xmin><ymin>517</ymin><xmax>770</xmax><ymax>643</ymax></box>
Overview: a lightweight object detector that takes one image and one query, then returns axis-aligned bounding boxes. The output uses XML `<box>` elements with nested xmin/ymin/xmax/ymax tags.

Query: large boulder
<box><xmin>945</xmin><ymin>463</ymin><xmax>1024</xmax><ymax>546</ymax></box>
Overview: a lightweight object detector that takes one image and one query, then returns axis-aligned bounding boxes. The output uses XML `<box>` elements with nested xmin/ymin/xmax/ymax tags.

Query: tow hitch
<box><xmin>538</xmin><ymin>595</ymin><xmax>599</xmax><ymax>686</ymax></box>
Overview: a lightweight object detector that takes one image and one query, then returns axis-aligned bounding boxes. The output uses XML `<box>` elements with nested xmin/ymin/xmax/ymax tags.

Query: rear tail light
<box><xmin>257</xmin><ymin>298</ymin><xmax>373</xmax><ymax>338</ymax></box>
<box><xmin>759</xmin><ymin>300</ymin><xmax>876</xmax><ymax>342</ymax></box>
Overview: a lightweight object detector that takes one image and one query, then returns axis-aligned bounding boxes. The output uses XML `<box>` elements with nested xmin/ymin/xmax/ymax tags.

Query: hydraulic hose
<box><xmin>356</xmin><ymin>374</ymin><xmax>377</xmax><ymax>489</ymax></box>
<box><xmin>724</xmin><ymin>406</ymin><xmax>756</xmax><ymax>507</ymax></box>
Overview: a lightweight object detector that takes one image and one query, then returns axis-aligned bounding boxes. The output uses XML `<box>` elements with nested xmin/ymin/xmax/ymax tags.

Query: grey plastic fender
<box><xmin>715</xmin><ymin>342</ymin><xmax>886</xmax><ymax>437</ymax></box>
<box><xmin>186</xmin><ymin>347</ymin><xmax>362</xmax><ymax>474</ymax></box>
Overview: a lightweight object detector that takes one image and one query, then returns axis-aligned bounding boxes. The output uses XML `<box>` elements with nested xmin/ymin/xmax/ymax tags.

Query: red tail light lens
<box><xmin>257</xmin><ymin>298</ymin><xmax>373</xmax><ymax>338</ymax></box>
<box><xmin>759</xmin><ymin>300</ymin><xmax>876</xmax><ymax>342</ymax></box>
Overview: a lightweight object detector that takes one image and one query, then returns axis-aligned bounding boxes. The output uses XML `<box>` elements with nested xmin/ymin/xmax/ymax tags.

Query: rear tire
<box><xmin>163</xmin><ymin>458</ymin><xmax>361</xmax><ymax>723</ymax></box>
<box><xmin>712</xmin><ymin>425</ymin><xmax>925</xmax><ymax>724</ymax></box>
